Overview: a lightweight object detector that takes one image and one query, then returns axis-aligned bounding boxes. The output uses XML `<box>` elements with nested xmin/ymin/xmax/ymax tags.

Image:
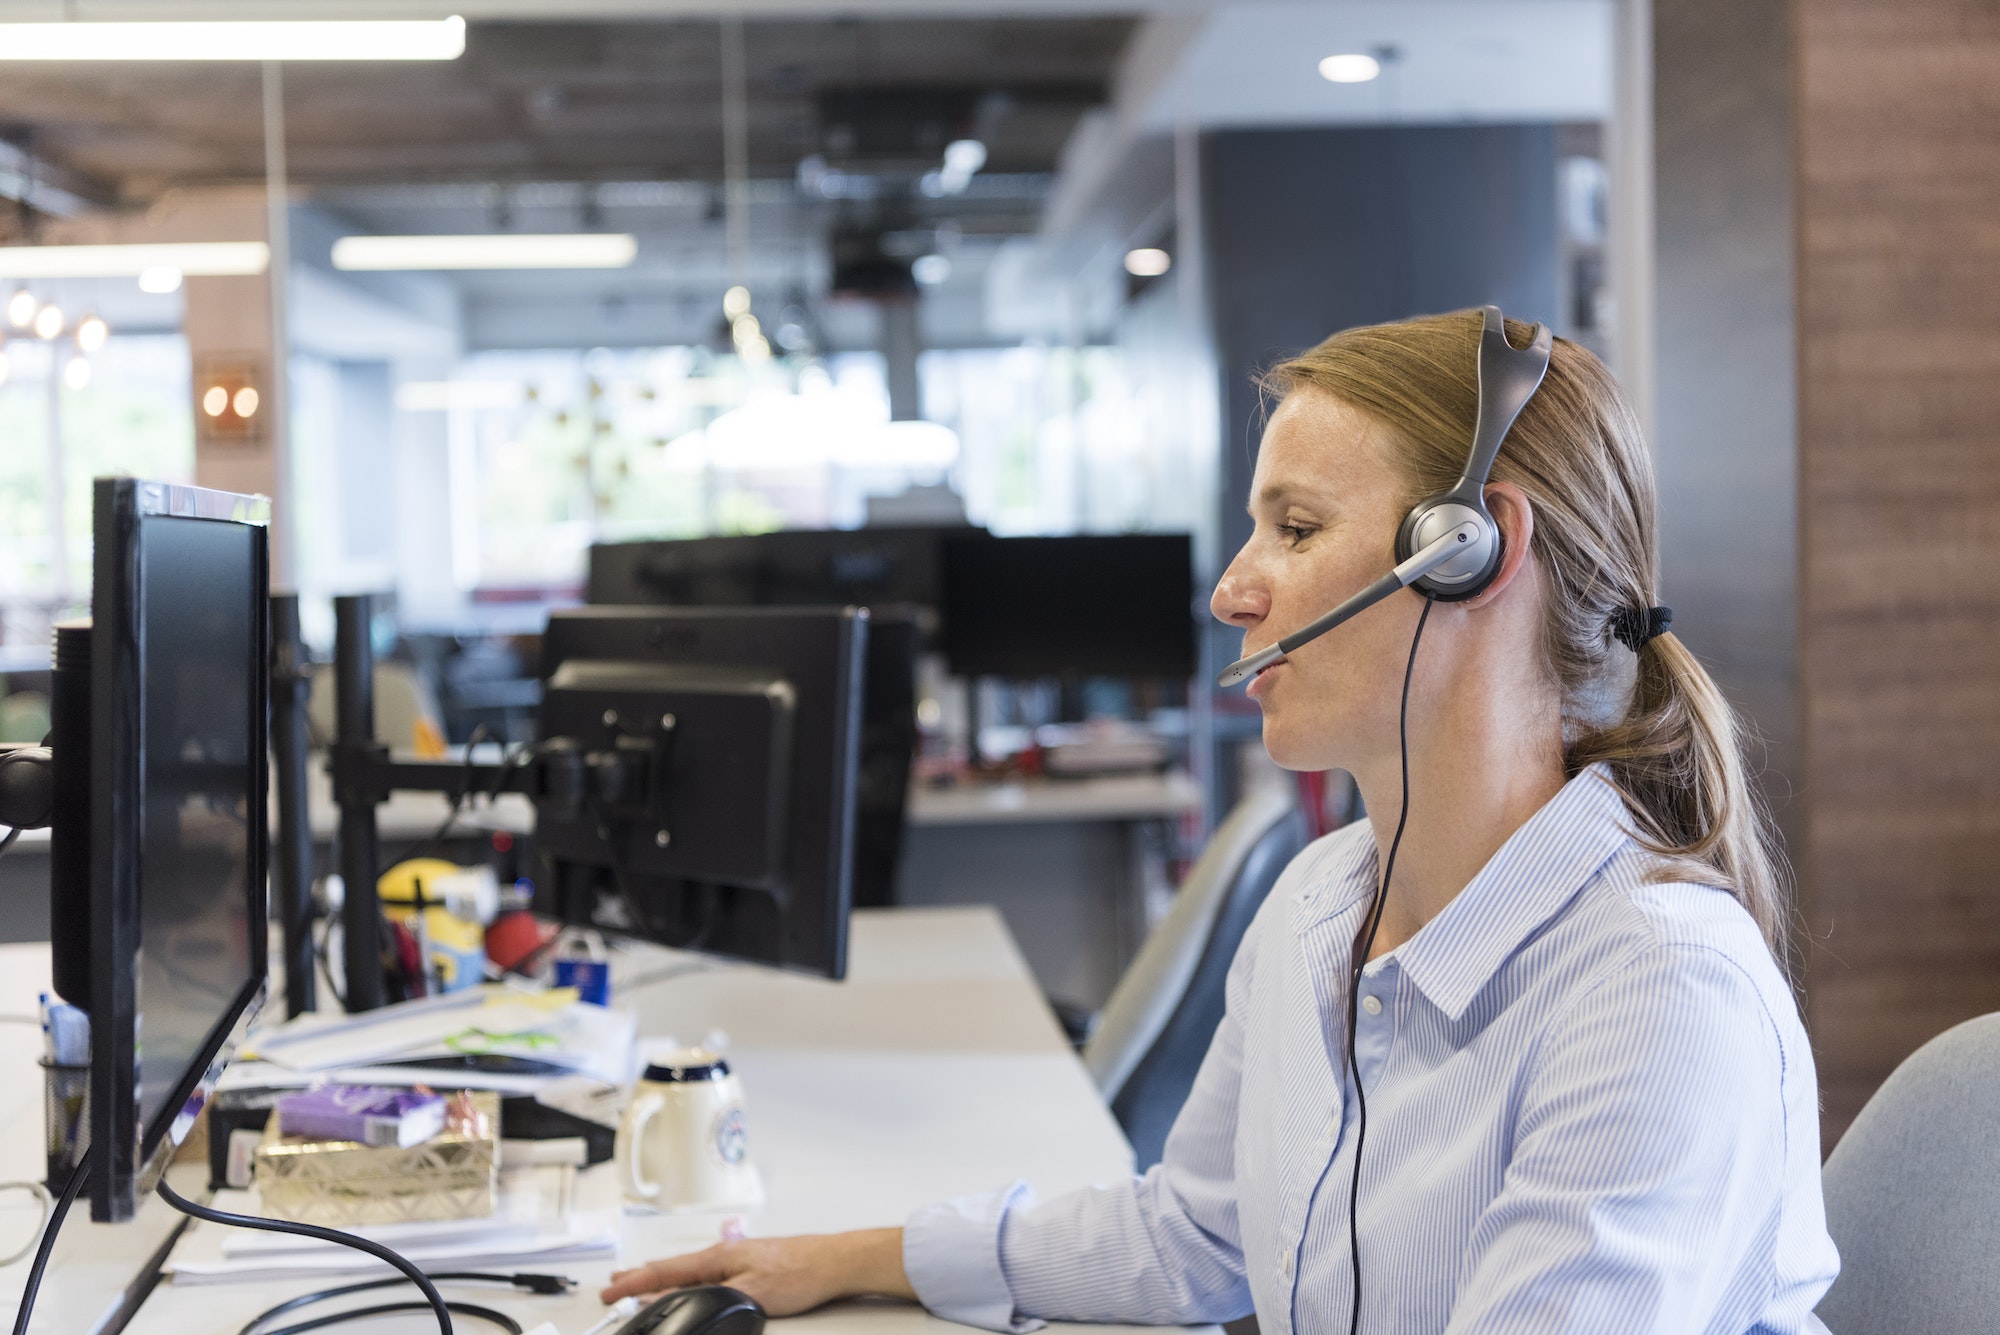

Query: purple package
<box><xmin>277</xmin><ymin>1085</ymin><xmax>447</xmax><ymax>1148</ymax></box>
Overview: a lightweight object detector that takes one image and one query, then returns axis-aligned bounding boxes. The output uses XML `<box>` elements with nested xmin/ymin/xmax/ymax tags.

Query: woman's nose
<box><xmin>1210</xmin><ymin>557</ymin><xmax>1270</xmax><ymax>628</ymax></box>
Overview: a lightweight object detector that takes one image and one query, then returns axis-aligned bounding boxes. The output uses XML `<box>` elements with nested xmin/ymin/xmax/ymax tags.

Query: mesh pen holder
<box><xmin>41</xmin><ymin>1059</ymin><xmax>90</xmax><ymax>1190</ymax></box>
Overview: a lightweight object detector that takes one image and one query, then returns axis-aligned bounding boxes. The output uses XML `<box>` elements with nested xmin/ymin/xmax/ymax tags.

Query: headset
<box><xmin>1215</xmin><ymin>305</ymin><xmax>1553</xmax><ymax>690</ymax></box>
<box><xmin>1215</xmin><ymin>305</ymin><xmax>1552</xmax><ymax>1335</ymax></box>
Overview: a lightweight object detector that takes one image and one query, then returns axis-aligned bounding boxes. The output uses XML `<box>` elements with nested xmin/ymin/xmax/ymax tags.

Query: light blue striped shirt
<box><xmin>903</xmin><ymin>765</ymin><xmax>1839</xmax><ymax>1333</ymax></box>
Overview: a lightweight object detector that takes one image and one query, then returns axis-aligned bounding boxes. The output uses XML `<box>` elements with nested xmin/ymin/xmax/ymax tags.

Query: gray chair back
<box><xmin>1817</xmin><ymin>1011</ymin><xmax>2000</xmax><ymax>1334</ymax></box>
<box><xmin>1083</xmin><ymin>782</ymin><xmax>1309</xmax><ymax>1168</ymax></box>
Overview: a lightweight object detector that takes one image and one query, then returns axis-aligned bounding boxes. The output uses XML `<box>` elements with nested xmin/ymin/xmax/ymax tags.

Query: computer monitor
<box><xmin>49</xmin><ymin>478</ymin><xmax>271</xmax><ymax>1222</ymax></box>
<box><xmin>587</xmin><ymin>534</ymin><xmax>922</xmax><ymax>910</ymax></box>
<box><xmin>587</xmin><ymin>526</ymin><xmax>974</xmax><ymax>613</ymax></box>
<box><xmin>938</xmin><ymin>533</ymin><xmax>1197</xmax><ymax>680</ymax></box>
<box><xmin>532</xmin><ymin>606</ymin><xmax>867</xmax><ymax>978</ymax></box>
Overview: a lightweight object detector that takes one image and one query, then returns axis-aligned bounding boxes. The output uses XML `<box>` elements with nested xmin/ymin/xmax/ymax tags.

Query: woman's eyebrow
<box><xmin>1250</xmin><ymin>481</ymin><xmax>1336</xmax><ymax>514</ymax></box>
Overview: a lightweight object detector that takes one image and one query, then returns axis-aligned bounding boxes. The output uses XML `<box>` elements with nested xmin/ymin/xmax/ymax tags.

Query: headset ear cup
<box><xmin>1396</xmin><ymin>496</ymin><xmax>1503</xmax><ymax>601</ymax></box>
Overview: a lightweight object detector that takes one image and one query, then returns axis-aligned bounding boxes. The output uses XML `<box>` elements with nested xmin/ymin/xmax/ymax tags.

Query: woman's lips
<box><xmin>1245</xmin><ymin>657</ymin><xmax>1283</xmax><ymax>700</ymax></box>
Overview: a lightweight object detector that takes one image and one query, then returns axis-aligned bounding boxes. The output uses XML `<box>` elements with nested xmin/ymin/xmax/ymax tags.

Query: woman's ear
<box><xmin>1462</xmin><ymin>482</ymin><xmax>1535</xmax><ymax>609</ymax></box>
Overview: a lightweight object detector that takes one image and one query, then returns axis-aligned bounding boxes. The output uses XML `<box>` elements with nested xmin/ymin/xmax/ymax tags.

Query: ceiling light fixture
<box><xmin>1124</xmin><ymin>248</ymin><xmax>1172</xmax><ymax>278</ymax></box>
<box><xmin>330</xmin><ymin>233</ymin><xmax>637</xmax><ymax>271</ymax></box>
<box><xmin>911</xmin><ymin>254</ymin><xmax>952</xmax><ymax>286</ymax></box>
<box><xmin>1319</xmin><ymin>52</ymin><xmax>1383</xmax><ymax>83</ymax></box>
<box><xmin>5</xmin><ymin>289</ymin><xmax>34</xmax><ymax>328</ymax></box>
<box><xmin>62</xmin><ymin>355</ymin><xmax>91</xmax><ymax>390</ymax></box>
<box><xmin>722</xmin><ymin>285</ymin><xmax>752</xmax><ymax>320</ymax></box>
<box><xmin>0</xmin><ymin>241</ymin><xmax>268</xmax><ymax>279</ymax></box>
<box><xmin>75</xmin><ymin>313</ymin><xmax>109</xmax><ymax>353</ymax></box>
<box><xmin>0</xmin><ymin>16</ymin><xmax>465</xmax><ymax>62</ymax></box>
<box><xmin>33</xmin><ymin>304</ymin><xmax>63</xmax><ymax>340</ymax></box>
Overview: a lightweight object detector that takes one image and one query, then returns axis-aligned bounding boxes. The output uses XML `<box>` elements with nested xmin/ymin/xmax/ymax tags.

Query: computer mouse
<box><xmin>615</xmin><ymin>1285</ymin><xmax>766</xmax><ymax>1335</ymax></box>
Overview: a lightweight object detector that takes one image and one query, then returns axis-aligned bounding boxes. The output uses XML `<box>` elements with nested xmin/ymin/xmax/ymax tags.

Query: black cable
<box><xmin>253</xmin><ymin>1299</ymin><xmax>517</xmax><ymax>1335</ymax></box>
<box><xmin>9</xmin><ymin>1151</ymin><xmax>88</xmax><ymax>1335</ymax></box>
<box><xmin>315</xmin><ymin>913</ymin><xmax>348</xmax><ymax>1010</ymax></box>
<box><xmin>154</xmin><ymin>1176</ymin><xmax>454</xmax><ymax>1335</ymax></box>
<box><xmin>378</xmin><ymin>725</ymin><xmax>498</xmax><ymax>878</ymax></box>
<box><xmin>0</xmin><ymin>826</ymin><xmax>19</xmax><ymax>862</ymax></box>
<box><xmin>240</xmin><ymin>1271</ymin><xmax>572</xmax><ymax>1335</ymax></box>
<box><xmin>1345</xmin><ymin>594</ymin><xmax>1432</xmax><ymax>1335</ymax></box>
<box><xmin>245</xmin><ymin>1271</ymin><xmax>572</xmax><ymax>1331</ymax></box>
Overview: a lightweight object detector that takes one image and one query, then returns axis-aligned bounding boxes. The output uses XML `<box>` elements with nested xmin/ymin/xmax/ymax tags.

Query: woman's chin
<box><xmin>1259</xmin><ymin>718</ymin><xmax>1329</xmax><ymax>773</ymax></box>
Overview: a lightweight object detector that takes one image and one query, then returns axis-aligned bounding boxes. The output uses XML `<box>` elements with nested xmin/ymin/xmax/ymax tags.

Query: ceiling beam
<box><xmin>0</xmin><ymin>0</ymin><xmax>1212</xmax><ymax>18</ymax></box>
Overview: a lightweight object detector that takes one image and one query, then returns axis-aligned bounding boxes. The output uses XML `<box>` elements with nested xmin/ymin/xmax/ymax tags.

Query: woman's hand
<box><xmin>599</xmin><ymin>1227</ymin><xmax>914</xmax><ymax>1318</ymax></box>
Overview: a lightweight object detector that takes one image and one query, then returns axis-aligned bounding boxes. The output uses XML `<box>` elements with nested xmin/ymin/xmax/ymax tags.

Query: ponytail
<box><xmin>1264</xmin><ymin>310</ymin><xmax>1794</xmax><ymax>970</ymax></box>
<box><xmin>1569</xmin><ymin>631</ymin><xmax>1791</xmax><ymax>972</ymax></box>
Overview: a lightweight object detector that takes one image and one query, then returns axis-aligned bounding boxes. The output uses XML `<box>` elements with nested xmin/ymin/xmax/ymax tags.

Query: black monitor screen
<box><xmin>939</xmin><ymin>534</ymin><xmax>1197</xmax><ymax>679</ymax></box>
<box><xmin>79</xmin><ymin>478</ymin><xmax>269</xmax><ymax>1221</ymax></box>
<box><xmin>135</xmin><ymin>516</ymin><xmax>261</xmax><ymax>1137</ymax></box>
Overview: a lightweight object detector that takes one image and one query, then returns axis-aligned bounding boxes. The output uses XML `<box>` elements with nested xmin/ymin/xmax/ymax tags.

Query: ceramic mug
<box><xmin>615</xmin><ymin>1048</ymin><xmax>764</xmax><ymax>1212</ymax></box>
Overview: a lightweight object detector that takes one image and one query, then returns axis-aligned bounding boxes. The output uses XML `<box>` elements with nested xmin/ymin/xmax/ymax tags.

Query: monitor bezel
<box><xmin>88</xmin><ymin>478</ymin><xmax>271</xmax><ymax>1222</ymax></box>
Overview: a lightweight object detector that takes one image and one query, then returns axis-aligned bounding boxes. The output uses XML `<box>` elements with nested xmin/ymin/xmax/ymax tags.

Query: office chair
<box><xmin>1816</xmin><ymin>1011</ymin><xmax>2000</xmax><ymax>1334</ymax></box>
<box><xmin>1083</xmin><ymin>781</ymin><xmax>1311</xmax><ymax>1169</ymax></box>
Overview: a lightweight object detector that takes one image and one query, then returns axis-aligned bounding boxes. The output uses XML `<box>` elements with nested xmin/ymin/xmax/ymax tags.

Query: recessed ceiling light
<box><xmin>912</xmin><ymin>254</ymin><xmax>952</xmax><ymax>286</ymax></box>
<box><xmin>0</xmin><ymin>16</ymin><xmax>465</xmax><ymax>62</ymax></box>
<box><xmin>330</xmin><ymin>234</ymin><xmax>637</xmax><ymax>271</ymax></box>
<box><xmin>1319</xmin><ymin>53</ymin><xmax>1383</xmax><ymax>84</ymax></box>
<box><xmin>1124</xmin><ymin>248</ymin><xmax>1172</xmax><ymax>278</ymax></box>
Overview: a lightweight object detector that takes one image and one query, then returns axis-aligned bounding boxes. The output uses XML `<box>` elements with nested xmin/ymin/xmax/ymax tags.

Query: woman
<box><xmin>602</xmin><ymin>310</ymin><xmax>1840</xmax><ymax>1333</ymax></box>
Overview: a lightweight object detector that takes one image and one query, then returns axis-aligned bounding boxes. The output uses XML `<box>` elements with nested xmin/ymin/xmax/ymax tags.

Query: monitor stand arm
<box><xmin>321</xmin><ymin>594</ymin><xmax>653</xmax><ymax>1013</ymax></box>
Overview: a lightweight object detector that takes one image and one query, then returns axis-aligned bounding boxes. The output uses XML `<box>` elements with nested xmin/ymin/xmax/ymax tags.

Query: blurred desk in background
<box><xmin>898</xmin><ymin>772</ymin><xmax>1203</xmax><ymax>1013</ymax></box>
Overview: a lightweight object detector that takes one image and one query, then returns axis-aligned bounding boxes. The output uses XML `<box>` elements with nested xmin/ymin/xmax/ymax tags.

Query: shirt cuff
<box><xmin>902</xmin><ymin>1182</ymin><xmax>1046</xmax><ymax>1332</ymax></box>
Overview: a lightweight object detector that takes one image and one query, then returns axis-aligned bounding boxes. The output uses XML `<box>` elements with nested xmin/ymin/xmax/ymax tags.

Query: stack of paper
<box><xmin>168</xmin><ymin>1164</ymin><xmax>620</xmax><ymax>1285</ymax></box>
<box><xmin>220</xmin><ymin>984</ymin><xmax>639</xmax><ymax>1095</ymax></box>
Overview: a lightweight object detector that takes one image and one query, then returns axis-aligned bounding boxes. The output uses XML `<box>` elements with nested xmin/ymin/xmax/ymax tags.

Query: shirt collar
<box><xmin>1392</xmin><ymin>764</ymin><xmax>1634</xmax><ymax>1022</ymax></box>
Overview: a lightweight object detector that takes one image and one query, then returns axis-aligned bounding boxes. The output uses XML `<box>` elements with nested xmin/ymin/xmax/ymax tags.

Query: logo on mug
<box><xmin>714</xmin><ymin>1108</ymin><xmax>749</xmax><ymax>1165</ymax></box>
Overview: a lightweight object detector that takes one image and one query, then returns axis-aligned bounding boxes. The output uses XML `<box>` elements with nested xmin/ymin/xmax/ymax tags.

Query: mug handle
<box><xmin>618</xmin><ymin>1091</ymin><xmax>667</xmax><ymax>1201</ymax></box>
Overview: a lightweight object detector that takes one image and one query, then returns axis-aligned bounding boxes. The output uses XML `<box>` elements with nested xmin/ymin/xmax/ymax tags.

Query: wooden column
<box><xmin>1795</xmin><ymin>0</ymin><xmax>2000</xmax><ymax>1140</ymax></box>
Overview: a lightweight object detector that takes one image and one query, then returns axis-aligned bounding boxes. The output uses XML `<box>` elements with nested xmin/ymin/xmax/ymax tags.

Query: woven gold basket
<box><xmin>251</xmin><ymin>1090</ymin><xmax>500</xmax><ymax>1227</ymax></box>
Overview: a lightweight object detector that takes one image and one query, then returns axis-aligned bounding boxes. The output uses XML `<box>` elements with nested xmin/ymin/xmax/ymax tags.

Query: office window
<box><xmin>0</xmin><ymin>335</ymin><xmax>195</xmax><ymax>646</ymax></box>
<box><xmin>407</xmin><ymin>347</ymin><xmax>956</xmax><ymax>594</ymax></box>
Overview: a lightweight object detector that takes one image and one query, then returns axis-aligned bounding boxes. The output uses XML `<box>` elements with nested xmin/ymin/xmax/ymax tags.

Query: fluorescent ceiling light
<box><xmin>1319</xmin><ymin>53</ymin><xmax>1383</xmax><ymax>83</ymax></box>
<box><xmin>0</xmin><ymin>17</ymin><xmax>465</xmax><ymax>62</ymax></box>
<box><xmin>0</xmin><ymin>241</ymin><xmax>268</xmax><ymax>278</ymax></box>
<box><xmin>331</xmin><ymin>234</ymin><xmax>637</xmax><ymax>271</ymax></box>
<box><xmin>1124</xmin><ymin>247</ymin><xmax>1172</xmax><ymax>277</ymax></box>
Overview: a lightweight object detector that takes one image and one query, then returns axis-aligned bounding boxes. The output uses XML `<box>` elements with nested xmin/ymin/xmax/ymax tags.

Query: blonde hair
<box><xmin>1265</xmin><ymin>309</ymin><xmax>1792</xmax><ymax>969</ymax></box>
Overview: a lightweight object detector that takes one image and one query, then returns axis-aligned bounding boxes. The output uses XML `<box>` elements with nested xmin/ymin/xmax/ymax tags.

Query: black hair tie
<box><xmin>1610</xmin><ymin>604</ymin><xmax>1672</xmax><ymax>651</ymax></box>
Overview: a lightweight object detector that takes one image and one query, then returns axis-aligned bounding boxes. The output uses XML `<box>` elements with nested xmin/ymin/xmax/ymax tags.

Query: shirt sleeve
<box><xmin>1444</xmin><ymin>942</ymin><xmax>1822</xmax><ymax>1335</ymax></box>
<box><xmin>901</xmin><ymin>890</ymin><xmax>1280</xmax><ymax>1331</ymax></box>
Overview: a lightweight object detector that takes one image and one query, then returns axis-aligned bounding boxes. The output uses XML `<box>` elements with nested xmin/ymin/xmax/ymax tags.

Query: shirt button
<box><xmin>1280</xmin><ymin>1250</ymin><xmax>1294</xmax><ymax>1277</ymax></box>
<box><xmin>1361</xmin><ymin>994</ymin><xmax>1383</xmax><ymax>1016</ymax></box>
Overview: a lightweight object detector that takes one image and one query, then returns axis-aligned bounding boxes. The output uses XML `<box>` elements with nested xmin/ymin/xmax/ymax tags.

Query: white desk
<box><xmin>99</xmin><ymin>908</ymin><xmax>1217</xmax><ymax>1334</ymax></box>
<box><xmin>905</xmin><ymin>772</ymin><xmax>1202</xmax><ymax>827</ymax></box>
